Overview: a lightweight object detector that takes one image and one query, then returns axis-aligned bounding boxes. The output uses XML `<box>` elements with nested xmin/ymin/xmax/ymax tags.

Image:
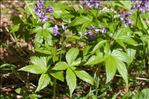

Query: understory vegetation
<box><xmin>0</xmin><ymin>0</ymin><xmax>149</xmax><ymax>99</ymax></box>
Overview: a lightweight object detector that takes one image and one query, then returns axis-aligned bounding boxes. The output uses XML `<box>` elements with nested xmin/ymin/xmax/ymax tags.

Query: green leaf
<box><xmin>50</xmin><ymin>71</ymin><xmax>64</xmax><ymax>82</ymax></box>
<box><xmin>75</xmin><ymin>70</ymin><xmax>94</xmax><ymax>85</ymax></box>
<box><xmin>53</xmin><ymin>3</ymin><xmax>68</xmax><ymax>18</ymax></box>
<box><xmin>10</xmin><ymin>24</ymin><xmax>20</xmax><ymax>33</ymax></box>
<box><xmin>66</xmin><ymin>48</ymin><xmax>79</xmax><ymax>65</ymax></box>
<box><xmin>126</xmin><ymin>48</ymin><xmax>136</xmax><ymax>65</ymax></box>
<box><xmin>104</xmin><ymin>55</ymin><xmax>117</xmax><ymax>83</ymax></box>
<box><xmin>25</xmin><ymin>1</ymin><xmax>36</xmax><ymax>19</ymax></box>
<box><xmin>53</xmin><ymin>10</ymin><xmax>63</xmax><ymax>18</ymax></box>
<box><xmin>104</xmin><ymin>42</ymin><xmax>111</xmax><ymax>54</ymax></box>
<box><xmin>114</xmin><ymin>27</ymin><xmax>137</xmax><ymax>46</ymax></box>
<box><xmin>66</xmin><ymin>35</ymin><xmax>80</xmax><ymax>42</ymax></box>
<box><xmin>70</xmin><ymin>15</ymin><xmax>93</xmax><ymax>26</ymax></box>
<box><xmin>71</xmin><ymin>58</ymin><xmax>81</xmax><ymax>66</ymax></box>
<box><xmin>140</xmin><ymin>16</ymin><xmax>148</xmax><ymax>30</ymax></box>
<box><xmin>85</xmin><ymin>55</ymin><xmax>104</xmax><ymax>65</ymax></box>
<box><xmin>53</xmin><ymin>62</ymin><xmax>68</xmax><ymax>70</ymax></box>
<box><xmin>66</xmin><ymin>68</ymin><xmax>76</xmax><ymax>97</ymax></box>
<box><xmin>15</xmin><ymin>88</ymin><xmax>21</xmax><ymax>94</ymax></box>
<box><xmin>105</xmin><ymin>51</ymin><xmax>128</xmax><ymax>86</ymax></box>
<box><xmin>116</xmin><ymin>60</ymin><xmax>128</xmax><ymax>87</ymax></box>
<box><xmin>117</xmin><ymin>36</ymin><xmax>137</xmax><ymax>46</ymax></box>
<box><xmin>112</xmin><ymin>50</ymin><xmax>130</xmax><ymax>64</ymax></box>
<box><xmin>36</xmin><ymin>74</ymin><xmax>52</xmax><ymax>92</ymax></box>
<box><xmin>19</xmin><ymin>65</ymin><xmax>46</xmax><ymax>74</ymax></box>
<box><xmin>112</xmin><ymin>93</ymin><xmax>119</xmax><ymax>99</ymax></box>
<box><xmin>123</xmin><ymin>37</ymin><xmax>137</xmax><ymax>46</ymax></box>
<box><xmin>119</xmin><ymin>1</ymin><xmax>132</xmax><ymax>10</ymax></box>
<box><xmin>44</xmin><ymin>32</ymin><xmax>53</xmax><ymax>46</ymax></box>
<box><xmin>35</xmin><ymin>49</ymin><xmax>51</xmax><ymax>55</ymax></box>
<box><xmin>91</xmin><ymin>40</ymin><xmax>106</xmax><ymax>54</ymax></box>
<box><xmin>83</xmin><ymin>45</ymin><xmax>92</xmax><ymax>56</ymax></box>
<box><xmin>31</xmin><ymin>56</ymin><xmax>48</xmax><ymax>69</ymax></box>
<box><xmin>33</xmin><ymin>26</ymin><xmax>42</xmax><ymax>33</ymax></box>
<box><xmin>132</xmin><ymin>88</ymin><xmax>149</xmax><ymax>99</ymax></box>
<box><xmin>105</xmin><ymin>51</ymin><xmax>128</xmax><ymax>87</ymax></box>
<box><xmin>61</xmin><ymin>11</ymin><xmax>74</xmax><ymax>23</ymax></box>
<box><xmin>43</xmin><ymin>22</ymin><xmax>51</xmax><ymax>29</ymax></box>
<box><xmin>116</xmin><ymin>39</ymin><xmax>126</xmax><ymax>48</ymax></box>
<box><xmin>0</xmin><ymin>64</ymin><xmax>17</xmax><ymax>70</ymax></box>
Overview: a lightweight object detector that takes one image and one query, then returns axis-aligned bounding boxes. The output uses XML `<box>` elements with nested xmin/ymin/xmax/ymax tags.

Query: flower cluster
<box><xmin>131</xmin><ymin>0</ymin><xmax>149</xmax><ymax>13</ymax></box>
<box><xmin>79</xmin><ymin>0</ymin><xmax>101</xmax><ymax>8</ymax></box>
<box><xmin>120</xmin><ymin>12</ymin><xmax>132</xmax><ymax>26</ymax></box>
<box><xmin>34</xmin><ymin>0</ymin><xmax>53</xmax><ymax>21</ymax></box>
<box><xmin>86</xmin><ymin>0</ymin><xmax>101</xmax><ymax>8</ymax></box>
<box><xmin>85</xmin><ymin>25</ymin><xmax>106</xmax><ymax>40</ymax></box>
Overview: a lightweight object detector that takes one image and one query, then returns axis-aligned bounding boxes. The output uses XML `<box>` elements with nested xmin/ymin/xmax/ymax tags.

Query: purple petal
<box><xmin>46</xmin><ymin>6</ymin><xmax>53</xmax><ymax>13</ymax></box>
<box><xmin>53</xmin><ymin>25</ymin><xmax>60</xmax><ymax>36</ymax></box>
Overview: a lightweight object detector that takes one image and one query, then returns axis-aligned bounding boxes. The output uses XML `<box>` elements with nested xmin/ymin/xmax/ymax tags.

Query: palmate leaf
<box><xmin>66</xmin><ymin>48</ymin><xmax>79</xmax><ymax>65</ymax></box>
<box><xmin>36</xmin><ymin>74</ymin><xmax>52</xmax><ymax>92</ymax></box>
<box><xmin>75</xmin><ymin>70</ymin><xmax>94</xmax><ymax>85</ymax></box>
<box><xmin>104</xmin><ymin>52</ymin><xmax>128</xmax><ymax>86</ymax></box>
<box><xmin>66</xmin><ymin>68</ymin><xmax>76</xmax><ymax>97</ymax></box>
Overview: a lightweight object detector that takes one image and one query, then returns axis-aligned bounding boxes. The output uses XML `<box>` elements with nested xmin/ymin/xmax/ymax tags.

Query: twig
<box><xmin>115</xmin><ymin>74</ymin><xmax>149</xmax><ymax>81</ymax></box>
<box><xmin>136</xmin><ymin>77</ymin><xmax>149</xmax><ymax>81</ymax></box>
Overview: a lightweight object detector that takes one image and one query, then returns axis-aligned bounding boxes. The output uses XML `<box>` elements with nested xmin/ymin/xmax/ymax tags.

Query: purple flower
<box><xmin>79</xmin><ymin>0</ymin><xmax>100</xmax><ymax>8</ymax></box>
<box><xmin>37</xmin><ymin>0</ymin><xmax>44</xmax><ymax>8</ymax></box>
<box><xmin>120</xmin><ymin>12</ymin><xmax>132</xmax><ymax>25</ymax></box>
<box><xmin>34</xmin><ymin>6</ymin><xmax>40</xmax><ymax>16</ymax></box>
<box><xmin>34</xmin><ymin>0</ymin><xmax>54</xmax><ymax>21</ymax></box>
<box><xmin>53</xmin><ymin>25</ymin><xmax>60</xmax><ymax>36</ymax></box>
<box><xmin>99</xmin><ymin>27</ymin><xmax>106</xmax><ymax>34</ymax></box>
<box><xmin>62</xmin><ymin>25</ymin><xmax>67</xmax><ymax>30</ymax></box>
<box><xmin>34</xmin><ymin>0</ymin><xmax>47</xmax><ymax>21</ymax></box>
<box><xmin>95</xmin><ymin>29</ymin><xmax>100</xmax><ymax>33</ymax></box>
<box><xmin>39</xmin><ymin>12</ymin><xmax>48</xmax><ymax>21</ymax></box>
<box><xmin>85</xmin><ymin>24</ymin><xmax>106</xmax><ymax>40</ymax></box>
<box><xmin>46</xmin><ymin>6</ymin><xmax>53</xmax><ymax>13</ymax></box>
<box><xmin>85</xmin><ymin>31</ymin><xmax>92</xmax><ymax>35</ymax></box>
<box><xmin>131</xmin><ymin>0</ymin><xmax>149</xmax><ymax>13</ymax></box>
<box><xmin>86</xmin><ymin>0</ymin><xmax>101</xmax><ymax>8</ymax></box>
<box><xmin>85</xmin><ymin>31</ymin><xmax>95</xmax><ymax>40</ymax></box>
<box><xmin>124</xmin><ymin>18</ymin><xmax>132</xmax><ymax>25</ymax></box>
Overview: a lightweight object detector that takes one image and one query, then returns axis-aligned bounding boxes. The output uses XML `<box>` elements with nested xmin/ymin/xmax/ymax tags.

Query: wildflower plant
<box><xmin>18</xmin><ymin>0</ymin><xmax>149</xmax><ymax>98</ymax></box>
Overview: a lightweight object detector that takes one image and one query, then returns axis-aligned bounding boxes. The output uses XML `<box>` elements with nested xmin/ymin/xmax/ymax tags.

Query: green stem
<box><xmin>53</xmin><ymin>78</ymin><xmax>57</xmax><ymax>99</ymax></box>
<box><xmin>95</xmin><ymin>66</ymin><xmax>101</xmax><ymax>96</ymax></box>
